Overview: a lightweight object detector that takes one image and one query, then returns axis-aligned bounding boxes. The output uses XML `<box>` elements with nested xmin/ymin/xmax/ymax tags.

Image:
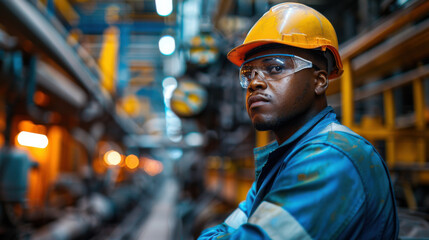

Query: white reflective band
<box><xmin>224</xmin><ymin>208</ymin><xmax>248</xmax><ymax>229</ymax></box>
<box><xmin>248</xmin><ymin>201</ymin><xmax>312</xmax><ymax>240</ymax></box>
<box><xmin>319</xmin><ymin>122</ymin><xmax>357</xmax><ymax>136</ymax></box>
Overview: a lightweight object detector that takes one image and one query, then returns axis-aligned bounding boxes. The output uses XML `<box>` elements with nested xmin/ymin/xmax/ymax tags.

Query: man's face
<box><xmin>244</xmin><ymin>47</ymin><xmax>317</xmax><ymax>131</ymax></box>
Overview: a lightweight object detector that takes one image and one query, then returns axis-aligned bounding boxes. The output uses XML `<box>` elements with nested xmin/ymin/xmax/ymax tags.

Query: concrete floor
<box><xmin>134</xmin><ymin>177</ymin><xmax>179</xmax><ymax>240</ymax></box>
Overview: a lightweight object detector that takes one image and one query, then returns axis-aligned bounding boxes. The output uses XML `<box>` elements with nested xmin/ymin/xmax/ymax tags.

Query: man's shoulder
<box><xmin>296</xmin><ymin>125</ymin><xmax>388</xmax><ymax>187</ymax></box>
<box><xmin>304</xmin><ymin>123</ymin><xmax>381</xmax><ymax>163</ymax></box>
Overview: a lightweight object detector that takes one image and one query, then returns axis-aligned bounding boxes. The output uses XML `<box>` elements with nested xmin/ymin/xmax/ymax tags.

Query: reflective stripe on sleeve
<box><xmin>224</xmin><ymin>208</ymin><xmax>248</xmax><ymax>229</ymax></box>
<box><xmin>248</xmin><ymin>201</ymin><xmax>312</xmax><ymax>240</ymax></box>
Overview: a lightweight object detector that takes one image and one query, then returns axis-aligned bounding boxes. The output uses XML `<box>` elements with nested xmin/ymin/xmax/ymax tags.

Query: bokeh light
<box><xmin>104</xmin><ymin>150</ymin><xmax>122</xmax><ymax>166</ymax></box>
<box><xmin>155</xmin><ymin>0</ymin><xmax>173</xmax><ymax>16</ymax></box>
<box><xmin>125</xmin><ymin>154</ymin><xmax>139</xmax><ymax>170</ymax></box>
<box><xmin>17</xmin><ymin>131</ymin><xmax>48</xmax><ymax>148</ymax></box>
<box><xmin>159</xmin><ymin>35</ymin><xmax>175</xmax><ymax>55</ymax></box>
<box><xmin>142</xmin><ymin>158</ymin><xmax>163</xmax><ymax>176</ymax></box>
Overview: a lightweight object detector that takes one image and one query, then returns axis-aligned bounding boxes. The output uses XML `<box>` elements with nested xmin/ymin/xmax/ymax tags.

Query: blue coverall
<box><xmin>199</xmin><ymin>107</ymin><xmax>399</xmax><ymax>240</ymax></box>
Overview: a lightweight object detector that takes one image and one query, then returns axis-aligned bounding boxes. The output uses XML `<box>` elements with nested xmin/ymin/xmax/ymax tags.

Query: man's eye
<box><xmin>267</xmin><ymin>65</ymin><xmax>284</xmax><ymax>74</ymax></box>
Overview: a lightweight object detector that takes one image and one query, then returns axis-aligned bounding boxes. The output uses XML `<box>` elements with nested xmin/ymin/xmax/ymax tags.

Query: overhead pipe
<box><xmin>0</xmin><ymin>0</ymin><xmax>138</xmax><ymax>136</ymax></box>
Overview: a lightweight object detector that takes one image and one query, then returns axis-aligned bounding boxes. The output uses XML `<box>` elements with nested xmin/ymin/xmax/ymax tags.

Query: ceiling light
<box><xmin>159</xmin><ymin>35</ymin><xmax>175</xmax><ymax>56</ymax></box>
<box><xmin>155</xmin><ymin>0</ymin><xmax>173</xmax><ymax>16</ymax></box>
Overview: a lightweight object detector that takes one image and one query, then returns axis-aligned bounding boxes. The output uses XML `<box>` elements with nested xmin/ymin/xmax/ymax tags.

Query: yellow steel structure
<box><xmin>99</xmin><ymin>26</ymin><xmax>119</xmax><ymax>94</ymax></box>
<box><xmin>414</xmin><ymin>78</ymin><xmax>426</xmax><ymax>165</ymax></box>
<box><xmin>256</xmin><ymin>130</ymin><xmax>270</xmax><ymax>148</ymax></box>
<box><xmin>341</xmin><ymin>60</ymin><xmax>354</xmax><ymax>128</ymax></box>
<box><xmin>53</xmin><ymin>0</ymin><xmax>80</xmax><ymax>25</ymax></box>
<box><xmin>383</xmin><ymin>90</ymin><xmax>395</xmax><ymax>167</ymax></box>
<box><xmin>334</xmin><ymin>0</ymin><xmax>429</xmax><ymax>210</ymax></box>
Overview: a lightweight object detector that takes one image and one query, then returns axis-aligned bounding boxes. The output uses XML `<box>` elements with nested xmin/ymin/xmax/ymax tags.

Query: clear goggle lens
<box><xmin>239</xmin><ymin>54</ymin><xmax>313</xmax><ymax>89</ymax></box>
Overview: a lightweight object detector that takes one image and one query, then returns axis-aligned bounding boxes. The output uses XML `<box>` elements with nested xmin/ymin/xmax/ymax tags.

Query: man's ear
<box><xmin>314</xmin><ymin>70</ymin><xmax>329</xmax><ymax>95</ymax></box>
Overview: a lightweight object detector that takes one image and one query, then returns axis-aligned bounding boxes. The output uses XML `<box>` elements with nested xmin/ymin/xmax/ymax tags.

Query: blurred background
<box><xmin>0</xmin><ymin>0</ymin><xmax>428</xmax><ymax>239</ymax></box>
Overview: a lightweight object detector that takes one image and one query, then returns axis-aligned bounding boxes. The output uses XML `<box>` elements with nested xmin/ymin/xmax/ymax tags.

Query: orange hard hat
<box><xmin>227</xmin><ymin>2</ymin><xmax>343</xmax><ymax>79</ymax></box>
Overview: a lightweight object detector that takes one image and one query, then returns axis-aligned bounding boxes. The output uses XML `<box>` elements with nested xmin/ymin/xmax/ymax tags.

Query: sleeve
<box><xmin>199</xmin><ymin>143</ymin><xmax>366</xmax><ymax>240</ymax></box>
<box><xmin>198</xmin><ymin>182</ymin><xmax>266</xmax><ymax>239</ymax></box>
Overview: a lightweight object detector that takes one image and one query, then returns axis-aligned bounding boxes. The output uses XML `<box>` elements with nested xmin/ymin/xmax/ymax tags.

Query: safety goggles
<box><xmin>239</xmin><ymin>54</ymin><xmax>313</xmax><ymax>89</ymax></box>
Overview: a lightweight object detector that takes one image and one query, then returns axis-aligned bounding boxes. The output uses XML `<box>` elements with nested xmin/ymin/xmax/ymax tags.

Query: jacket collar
<box><xmin>253</xmin><ymin>106</ymin><xmax>335</xmax><ymax>178</ymax></box>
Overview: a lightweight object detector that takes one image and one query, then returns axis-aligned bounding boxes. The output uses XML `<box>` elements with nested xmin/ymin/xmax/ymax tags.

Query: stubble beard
<box><xmin>252</xmin><ymin>115</ymin><xmax>289</xmax><ymax>132</ymax></box>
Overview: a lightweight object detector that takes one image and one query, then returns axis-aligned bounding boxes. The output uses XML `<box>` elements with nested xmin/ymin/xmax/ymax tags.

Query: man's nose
<box><xmin>248</xmin><ymin>70</ymin><xmax>267</xmax><ymax>90</ymax></box>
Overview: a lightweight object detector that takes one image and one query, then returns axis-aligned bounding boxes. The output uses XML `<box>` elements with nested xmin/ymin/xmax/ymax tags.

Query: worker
<box><xmin>198</xmin><ymin>2</ymin><xmax>398</xmax><ymax>239</ymax></box>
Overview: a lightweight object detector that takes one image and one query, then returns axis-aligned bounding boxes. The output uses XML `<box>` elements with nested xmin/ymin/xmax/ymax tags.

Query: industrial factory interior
<box><xmin>0</xmin><ymin>0</ymin><xmax>428</xmax><ymax>239</ymax></box>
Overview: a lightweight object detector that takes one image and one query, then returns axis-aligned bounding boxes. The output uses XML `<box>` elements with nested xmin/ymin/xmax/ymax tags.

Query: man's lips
<box><xmin>247</xmin><ymin>94</ymin><xmax>270</xmax><ymax>109</ymax></box>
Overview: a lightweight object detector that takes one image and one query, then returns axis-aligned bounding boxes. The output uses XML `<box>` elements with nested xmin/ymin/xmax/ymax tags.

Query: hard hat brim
<box><xmin>227</xmin><ymin>40</ymin><xmax>286</xmax><ymax>67</ymax></box>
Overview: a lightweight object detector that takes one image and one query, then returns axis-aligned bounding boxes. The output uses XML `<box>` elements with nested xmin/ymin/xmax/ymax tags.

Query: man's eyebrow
<box><xmin>261</xmin><ymin>57</ymin><xmax>276</xmax><ymax>63</ymax></box>
<box><xmin>262</xmin><ymin>57</ymin><xmax>286</xmax><ymax>64</ymax></box>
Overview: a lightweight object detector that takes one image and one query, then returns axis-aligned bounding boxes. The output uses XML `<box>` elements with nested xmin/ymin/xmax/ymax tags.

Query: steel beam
<box><xmin>340</xmin><ymin>0</ymin><xmax>429</xmax><ymax>60</ymax></box>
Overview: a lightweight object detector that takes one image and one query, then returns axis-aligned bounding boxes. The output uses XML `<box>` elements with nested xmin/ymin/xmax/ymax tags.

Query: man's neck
<box><xmin>274</xmin><ymin>102</ymin><xmax>327</xmax><ymax>145</ymax></box>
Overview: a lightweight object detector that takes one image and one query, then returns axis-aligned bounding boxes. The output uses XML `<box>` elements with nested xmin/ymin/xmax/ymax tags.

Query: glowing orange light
<box><xmin>18</xmin><ymin>120</ymin><xmax>34</xmax><ymax>131</ymax></box>
<box><xmin>142</xmin><ymin>158</ymin><xmax>163</xmax><ymax>176</ymax></box>
<box><xmin>125</xmin><ymin>154</ymin><xmax>139</xmax><ymax>170</ymax></box>
<box><xmin>17</xmin><ymin>131</ymin><xmax>48</xmax><ymax>148</ymax></box>
<box><xmin>18</xmin><ymin>121</ymin><xmax>47</xmax><ymax>134</ymax></box>
<box><xmin>104</xmin><ymin>150</ymin><xmax>122</xmax><ymax>166</ymax></box>
<box><xmin>33</xmin><ymin>91</ymin><xmax>49</xmax><ymax>106</ymax></box>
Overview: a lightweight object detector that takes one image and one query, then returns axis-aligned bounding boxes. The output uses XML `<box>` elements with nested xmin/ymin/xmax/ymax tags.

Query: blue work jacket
<box><xmin>199</xmin><ymin>107</ymin><xmax>399</xmax><ymax>240</ymax></box>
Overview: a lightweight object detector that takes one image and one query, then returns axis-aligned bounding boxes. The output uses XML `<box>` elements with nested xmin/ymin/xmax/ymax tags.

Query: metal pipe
<box><xmin>0</xmin><ymin>0</ymin><xmax>137</xmax><ymax>135</ymax></box>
